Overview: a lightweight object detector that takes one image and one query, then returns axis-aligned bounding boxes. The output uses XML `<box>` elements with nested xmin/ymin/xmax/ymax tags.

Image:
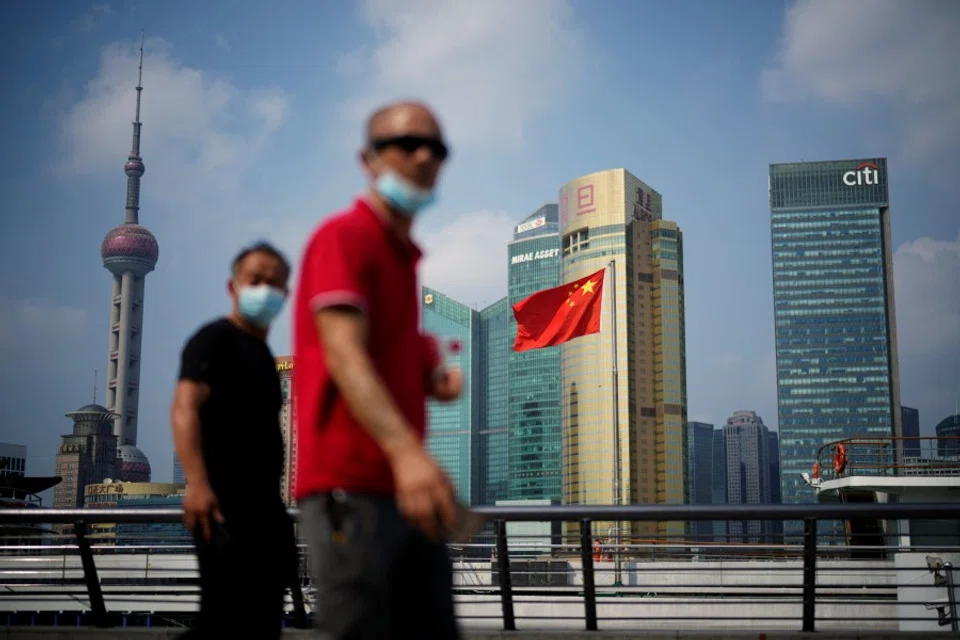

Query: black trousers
<box><xmin>182</xmin><ymin>501</ymin><xmax>298</xmax><ymax>638</ymax></box>
<box><xmin>299</xmin><ymin>491</ymin><xmax>461</xmax><ymax>639</ymax></box>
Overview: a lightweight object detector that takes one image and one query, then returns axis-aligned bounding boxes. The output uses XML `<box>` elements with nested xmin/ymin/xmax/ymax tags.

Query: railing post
<box><xmin>494</xmin><ymin>519</ymin><xmax>515</xmax><ymax>631</ymax></box>
<box><xmin>579</xmin><ymin>518</ymin><xmax>598</xmax><ymax>631</ymax></box>
<box><xmin>801</xmin><ymin>517</ymin><xmax>817</xmax><ymax>632</ymax></box>
<box><xmin>74</xmin><ymin>521</ymin><xmax>109</xmax><ymax>628</ymax></box>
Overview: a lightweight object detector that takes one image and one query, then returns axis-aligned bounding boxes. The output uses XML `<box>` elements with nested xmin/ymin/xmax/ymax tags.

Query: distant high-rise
<box><xmin>711</xmin><ymin>428</ymin><xmax>727</xmax><ymax>542</ymax></box>
<box><xmin>507</xmin><ymin>204</ymin><xmax>562</xmax><ymax>503</ymax></box>
<box><xmin>558</xmin><ymin>168</ymin><xmax>688</xmax><ymax>538</ymax></box>
<box><xmin>422</xmin><ymin>287</ymin><xmax>480</xmax><ymax>504</ymax></box>
<box><xmin>687</xmin><ymin>422</ymin><xmax>715</xmax><ymax>542</ymax></box>
<box><xmin>936</xmin><ymin>414</ymin><xmax>960</xmax><ymax>458</ymax></box>
<box><xmin>100</xmin><ymin>34</ymin><xmax>158</xmax><ymax>482</ymax></box>
<box><xmin>900</xmin><ymin>406</ymin><xmax>921</xmax><ymax>458</ymax></box>
<box><xmin>769</xmin><ymin>158</ymin><xmax>901</xmax><ymax>540</ymax></box>
<box><xmin>53</xmin><ymin>405</ymin><xmax>118</xmax><ymax>509</ymax></box>
<box><xmin>724</xmin><ymin>411</ymin><xmax>775</xmax><ymax>543</ymax></box>
<box><xmin>477</xmin><ymin>298</ymin><xmax>511</xmax><ymax>506</ymax></box>
<box><xmin>172</xmin><ymin>455</ymin><xmax>184</xmax><ymax>484</ymax></box>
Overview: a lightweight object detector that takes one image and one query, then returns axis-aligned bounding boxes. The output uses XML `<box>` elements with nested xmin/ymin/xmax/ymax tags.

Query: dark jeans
<box><xmin>300</xmin><ymin>491</ymin><xmax>461</xmax><ymax>639</ymax></box>
<box><xmin>182</xmin><ymin>499</ymin><xmax>298</xmax><ymax>638</ymax></box>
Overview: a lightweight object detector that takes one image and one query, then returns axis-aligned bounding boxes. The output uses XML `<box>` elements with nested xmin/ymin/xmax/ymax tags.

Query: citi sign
<box><xmin>842</xmin><ymin>162</ymin><xmax>880</xmax><ymax>187</ymax></box>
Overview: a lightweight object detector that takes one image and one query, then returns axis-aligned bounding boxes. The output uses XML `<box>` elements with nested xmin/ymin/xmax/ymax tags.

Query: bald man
<box><xmin>292</xmin><ymin>102</ymin><xmax>463</xmax><ymax>638</ymax></box>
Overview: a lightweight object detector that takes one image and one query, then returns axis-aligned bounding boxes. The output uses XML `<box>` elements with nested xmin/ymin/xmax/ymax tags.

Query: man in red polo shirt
<box><xmin>293</xmin><ymin>101</ymin><xmax>463</xmax><ymax>638</ymax></box>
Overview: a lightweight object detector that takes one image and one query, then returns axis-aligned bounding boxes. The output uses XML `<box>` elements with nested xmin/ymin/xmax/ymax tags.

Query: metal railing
<box><xmin>2</xmin><ymin>503</ymin><xmax>960</xmax><ymax>633</ymax></box>
<box><xmin>815</xmin><ymin>436</ymin><xmax>960</xmax><ymax>481</ymax></box>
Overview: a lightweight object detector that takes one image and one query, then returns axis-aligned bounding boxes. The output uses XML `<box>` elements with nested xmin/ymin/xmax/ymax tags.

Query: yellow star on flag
<box><xmin>580</xmin><ymin>279</ymin><xmax>597</xmax><ymax>296</ymax></box>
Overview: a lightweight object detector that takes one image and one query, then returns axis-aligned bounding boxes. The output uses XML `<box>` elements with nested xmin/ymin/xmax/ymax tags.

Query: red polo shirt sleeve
<box><xmin>302</xmin><ymin>220</ymin><xmax>370</xmax><ymax>314</ymax></box>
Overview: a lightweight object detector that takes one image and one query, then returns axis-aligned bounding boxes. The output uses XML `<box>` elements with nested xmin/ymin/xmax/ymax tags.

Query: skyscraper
<box><xmin>476</xmin><ymin>298</ymin><xmax>511</xmax><ymax>506</ymax></box>
<box><xmin>100</xmin><ymin>35</ymin><xmax>158</xmax><ymax>482</ymax></box>
<box><xmin>507</xmin><ymin>204</ymin><xmax>563</xmax><ymax>502</ymax></box>
<box><xmin>421</xmin><ymin>287</ymin><xmax>479</xmax><ymax>504</ymax></box>
<box><xmin>711</xmin><ymin>427</ymin><xmax>727</xmax><ymax>542</ymax></box>
<box><xmin>53</xmin><ymin>405</ymin><xmax>118</xmax><ymax>509</ymax></box>
<box><xmin>900</xmin><ymin>406</ymin><xmax>921</xmax><ymax>458</ymax></box>
<box><xmin>687</xmin><ymin>421</ymin><xmax>715</xmax><ymax>542</ymax></box>
<box><xmin>723</xmin><ymin>411</ymin><xmax>776</xmax><ymax>543</ymax></box>
<box><xmin>558</xmin><ymin>168</ymin><xmax>688</xmax><ymax>537</ymax></box>
<box><xmin>769</xmin><ymin>158</ymin><xmax>902</xmax><ymax>538</ymax></box>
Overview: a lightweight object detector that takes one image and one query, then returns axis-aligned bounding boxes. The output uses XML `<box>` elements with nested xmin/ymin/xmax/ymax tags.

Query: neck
<box><xmin>365</xmin><ymin>189</ymin><xmax>413</xmax><ymax>241</ymax></box>
<box><xmin>228</xmin><ymin>311</ymin><xmax>268</xmax><ymax>341</ymax></box>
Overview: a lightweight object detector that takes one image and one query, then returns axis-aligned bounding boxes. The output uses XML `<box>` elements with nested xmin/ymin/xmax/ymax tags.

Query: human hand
<box><xmin>432</xmin><ymin>367</ymin><xmax>463</xmax><ymax>402</ymax></box>
<box><xmin>390</xmin><ymin>445</ymin><xmax>456</xmax><ymax>540</ymax></box>
<box><xmin>183</xmin><ymin>480</ymin><xmax>223</xmax><ymax>543</ymax></box>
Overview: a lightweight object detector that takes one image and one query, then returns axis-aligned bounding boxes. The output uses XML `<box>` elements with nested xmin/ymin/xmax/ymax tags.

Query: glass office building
<box><xmin>477</xmin><ymin>297</ymin><xmax>511</xmax><ymax>506</ymax></box>
<box><xmin>422</xmin><ymin>287</ymin><xmax>479</xmax><ymax>504</ymax></box>
<box><xmin>507</xmin><ymin>204</ymin><xmax>563</xmax><ymax>502</ymax></box>
<box><xmin>687</xmin><ymin>421</ymin><xmax>715</xmax><ymax>542</ymax></box>
<box><xmin>769</xmin><ymin>158</ymin><xmax>902</xmax><ymax>539</ymax></box>
<box><xmin>559</xmin><ymin>169</ymin><xmax>688</xmax><ymax>538</ymax></box>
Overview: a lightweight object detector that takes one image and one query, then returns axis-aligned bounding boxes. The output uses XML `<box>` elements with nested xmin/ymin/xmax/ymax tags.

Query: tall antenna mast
<box><xmin>93</xmin><ymin>369</ymin><xmax>98</xmax><ymax>404</ymax></box>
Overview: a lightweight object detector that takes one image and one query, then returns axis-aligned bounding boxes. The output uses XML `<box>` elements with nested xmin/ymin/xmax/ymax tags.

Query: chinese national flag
<box><xmin>512</xmin><ymin>268</ymin><xmax>606</xmax><ymax>352</ymax></box>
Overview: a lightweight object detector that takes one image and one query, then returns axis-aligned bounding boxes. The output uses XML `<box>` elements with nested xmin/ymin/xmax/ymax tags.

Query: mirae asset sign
<box><xmin>843</xmin><ymin>162</ymin><xmax>880</xmax><ymax>186</ymax></box>
<box><xmin>511</xmin><ymin>248</ymin><xmax>560</xmax><ymax>265</ymax></box>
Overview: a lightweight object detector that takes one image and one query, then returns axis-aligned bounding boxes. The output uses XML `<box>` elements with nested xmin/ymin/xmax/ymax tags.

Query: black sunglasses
<box><xmin>369</xmin><ymin>135</ymin><xmax>449</xmax><ymax>161</ymax></box>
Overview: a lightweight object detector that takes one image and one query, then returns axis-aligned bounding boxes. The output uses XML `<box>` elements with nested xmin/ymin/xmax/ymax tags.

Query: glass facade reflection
<box><xmin>508</xmin><ymin>204</ymin><xmax>563</xmax><ymax>502</ymax></box>
<box><xmin>422</xmin><ymin>287</ymin><xmax>479</xmax><ymax>504</ymax></box>
<box><xmin>769</xmin><ymin>158</ymin><xmax>902</xmax><ymax>541</ymax></box>
<box><xmin>687</xmin><ymin>421</ymin><xmax>715</xmax><ymax>542</ymax></box>
<box><xmin>477</xmin><ymin>297</ymin><xmax>511</xmax><ymax>506</ymax></box>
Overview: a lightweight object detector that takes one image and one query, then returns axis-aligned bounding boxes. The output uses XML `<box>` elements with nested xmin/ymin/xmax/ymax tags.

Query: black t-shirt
<box><xmin>178</xmin><ymin>318</ymin><xmax>284</xmax><ymax>515</ymax></box>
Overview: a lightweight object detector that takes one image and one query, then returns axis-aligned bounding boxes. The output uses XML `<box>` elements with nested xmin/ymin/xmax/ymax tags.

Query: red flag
<box><xmin>512</xmin><ymin>268</ymin><xmax>606</xmax><ymax>352</ymax></box>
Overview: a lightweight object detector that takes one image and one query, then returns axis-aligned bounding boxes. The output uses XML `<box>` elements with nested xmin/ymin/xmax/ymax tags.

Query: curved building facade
<box><xmin>508</xmin><ymin>204</ymin><xmax>563</xmax><ymax>502</ymax></box>
<box><xmin>558</xmin><ymin>169</ymin><xmax>688</xmax><ymax>537</ymax></box>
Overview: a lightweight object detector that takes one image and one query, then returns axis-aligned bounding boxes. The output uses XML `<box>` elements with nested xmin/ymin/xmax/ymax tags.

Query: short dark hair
<box><xmin>231</xmin><ymin>241</ymin><xmax>291</xmax><ymax>281</ymax></box>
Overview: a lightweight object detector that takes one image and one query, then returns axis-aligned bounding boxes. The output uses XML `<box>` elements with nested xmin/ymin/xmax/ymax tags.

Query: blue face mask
<box><xmin>374</xmin><ymin>171</ymin><xmax>436</xmax><ymax>217</ymax></box>
<box><xmin>237</xmin><ymin>284</ymin><xmax>286</xmax><ymax>329</ymax></box>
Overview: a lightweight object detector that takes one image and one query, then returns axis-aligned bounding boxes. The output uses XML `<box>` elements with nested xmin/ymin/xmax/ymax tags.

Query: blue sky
<box><xmin>1</xmin><ymin>0</ymin><xmax>958</xmax><ymax>487</ymax></box>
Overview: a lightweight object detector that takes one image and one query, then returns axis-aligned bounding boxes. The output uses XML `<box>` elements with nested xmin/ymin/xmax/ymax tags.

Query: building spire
<box><xmin>123</xmin><ymin>31</ymin><xmax>146</xmax><ymax>224</ymax></box>
<box><xmin>93</xmin><ymin>369</ymin><xmax>98</xmax><ymax>404</ymax></box>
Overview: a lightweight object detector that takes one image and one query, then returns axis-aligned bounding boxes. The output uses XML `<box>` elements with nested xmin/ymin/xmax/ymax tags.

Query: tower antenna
<box><xmin>93</xmin><ymin>369</ymin><xmax>98</xmax><ymax>404</ymax></box>
<box><xmin>135</xmin><ymin>30</ymin><xmax>144</xmax><ymax>128</ymax></box>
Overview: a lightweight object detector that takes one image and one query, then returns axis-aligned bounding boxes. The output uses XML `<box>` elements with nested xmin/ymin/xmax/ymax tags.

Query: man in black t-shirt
<box><xmin>170</xmin><ymin>241</ymin><xmax>297</xmax><ymax>637</ymax></box>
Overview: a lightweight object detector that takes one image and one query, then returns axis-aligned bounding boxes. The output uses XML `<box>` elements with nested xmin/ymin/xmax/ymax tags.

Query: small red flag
<box><xmin>512</xmin><ymin>268</ymin><xmax>606</xmax><ymax>352</ymax></box>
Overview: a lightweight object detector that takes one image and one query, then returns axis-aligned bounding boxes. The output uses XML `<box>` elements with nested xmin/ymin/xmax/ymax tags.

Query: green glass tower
<box><xmin>421</xmin><ymin>287</ymin><xmax>479</xmax><ymax>504</ymax></box>
<box><xmin>477</xmin><ymin>297</ymin><xmax>511</xmax><ymax>505</ymax></box>
<box><xmin>507</xmin><ymin>204</ymin><xmax>563</xmax><ymax>502</ymax></box>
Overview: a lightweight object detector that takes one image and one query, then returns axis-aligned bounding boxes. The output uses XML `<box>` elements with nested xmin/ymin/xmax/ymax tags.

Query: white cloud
<box><xmin>894</xmin><ymin>231</ymin><xmax>960</xmax><ymax>356</ymax></box>
<box><xmin>0</xmin><ymin>297</ymin><xmax>88</xmax><ymax>351</ymax></box>
<box><xmin>762</xmin><ymin>0</ymin><xmax>960</xmax><ymax>168</ymax></box>
<box><xmin>337</xmin><ymin>0</ymin><xmax>584</xmax><ymax>150</ymax></box>
<box><xmin>417</xmin><ymin>210</ymin><xmax>516</xmax><ymax>307</ymax></box>
<box><xmin>59</xmin><ymin>37</ymin><xmax>289</xmax><ymax>208</ymax></box>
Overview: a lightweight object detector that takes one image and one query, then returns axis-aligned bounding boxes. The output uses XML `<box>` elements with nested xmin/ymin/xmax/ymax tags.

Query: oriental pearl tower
<box><xmin>100</xmin><ymin>33</ymin><xmax>156</xmax><ymax>483</ymax></box>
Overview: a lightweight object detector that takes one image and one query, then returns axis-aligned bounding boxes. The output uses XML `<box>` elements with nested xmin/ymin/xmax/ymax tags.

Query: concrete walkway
<box><xmin>0</xmin><ymin>628</ymin><xmax>943</xmax><ymax>639</ymax></box>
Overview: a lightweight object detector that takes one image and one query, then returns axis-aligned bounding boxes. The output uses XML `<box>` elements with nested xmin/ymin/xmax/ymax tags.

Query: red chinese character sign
<box><xmin>576</xmin><ymin>184</ymin><xmax>596</xmax><ymax>216</ymax></box>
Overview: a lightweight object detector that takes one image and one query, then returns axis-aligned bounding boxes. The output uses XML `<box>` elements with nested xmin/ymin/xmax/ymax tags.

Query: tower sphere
<box><xmin>124</xmin><ymin>158</ymin><xmax>145</xmax><ymax>178</ymax></box>
<box><xmin>101</xmin><ymin>224</ymin><xmax>159</xmax><ymax>275</ymax></box>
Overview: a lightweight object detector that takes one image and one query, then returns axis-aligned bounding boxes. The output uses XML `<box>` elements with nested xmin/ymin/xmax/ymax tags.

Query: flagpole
<box><xmin>608</xmin><ymin>258</ymin><xmax>623</xmax><ymax>587</ymax></box>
